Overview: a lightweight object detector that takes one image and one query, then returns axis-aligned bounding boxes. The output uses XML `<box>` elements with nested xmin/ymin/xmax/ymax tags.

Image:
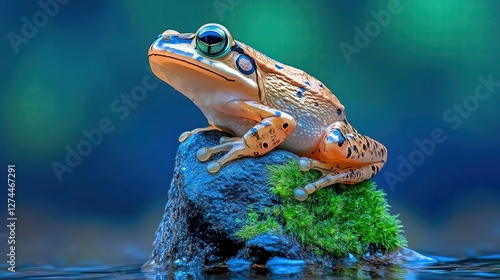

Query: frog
<box><xmin>148</xmin><ymin>23</ymin><xmax>387</xmax><ymax>201</ymax></box>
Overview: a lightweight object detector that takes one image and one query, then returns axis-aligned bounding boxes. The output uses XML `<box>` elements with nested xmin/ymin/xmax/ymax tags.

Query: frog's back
<box><xmin>237</xmin><ymin>41</ymin><xmax>348</xmax><ymax>154</ymax></box>
<box><xmin>237</xmin><ymin>41</ymin><xmax>344</xmax><ymax>117</ymax></box>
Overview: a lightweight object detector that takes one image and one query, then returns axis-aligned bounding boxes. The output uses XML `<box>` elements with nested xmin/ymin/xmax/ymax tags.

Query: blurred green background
<box><xmin>0</xmin><ymin>0</ymin><xmax>499</xmax><ymax>266</ymax></box>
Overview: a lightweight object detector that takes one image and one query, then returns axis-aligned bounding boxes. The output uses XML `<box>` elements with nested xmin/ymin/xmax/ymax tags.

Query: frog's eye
<box><xmin>195</xmin><ymin>25</ymin><xmax>230</xmax><ymax>57</ymax></box>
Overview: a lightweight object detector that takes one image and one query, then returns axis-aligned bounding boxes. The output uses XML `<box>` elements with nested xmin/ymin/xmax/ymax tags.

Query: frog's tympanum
<box><xmin>148</xmin><ymin>23</ymin><xmax>387</xmax><ymax>201</ymax></box>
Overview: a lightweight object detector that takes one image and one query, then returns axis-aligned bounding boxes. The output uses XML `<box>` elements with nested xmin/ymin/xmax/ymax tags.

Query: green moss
<box><xmin>235</xmin><ymin>206</ymin><xmax>282</xmax><ymax>240</ymax></box>
<box><xmin>236</xmin><ymin>160</ymin><xmax>407</xmax><ymax>257</ymax></box>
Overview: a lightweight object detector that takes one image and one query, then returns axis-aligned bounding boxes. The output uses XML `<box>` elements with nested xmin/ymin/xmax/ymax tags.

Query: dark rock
<box><xmin>142</xmin><ymin>130</ymin><xmax>429</xmax><ymax>273</ymax></box>
<box><xmin>142</xmin><ymin>130</ymin><xmax>300</xmax><ymax>271</ymax></box>
<box><xmin>245</xmin><ymin>233</ymin><xmax>303</xmax><ymax>264</ymax></box>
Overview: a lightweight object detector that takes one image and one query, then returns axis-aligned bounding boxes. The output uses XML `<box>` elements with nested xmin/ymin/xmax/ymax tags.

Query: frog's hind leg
<box><xmin>294</xmin><ymin>159</ymin><xmax>385</xmax><ymax>201</ymax></box>
<box><xmin>294</xmin><ymin>121</ymin><xmax>387</xmax><ymax>201</ymax></box>
<box><xmin>318</xmin><ymin>122</ymin><xmax>388</xmax><ymax>164</ymax></box>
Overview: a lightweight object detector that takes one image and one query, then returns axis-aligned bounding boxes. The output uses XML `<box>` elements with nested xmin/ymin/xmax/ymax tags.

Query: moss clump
<box><xmin>236</xmin><ymin>160</ymin><xmax>407</xmax><ymax>258</ymax></box>
<box><xmin>235</xmin><ymin>207</ymin><xmax>282</xmax><ymax>240</ymax></box>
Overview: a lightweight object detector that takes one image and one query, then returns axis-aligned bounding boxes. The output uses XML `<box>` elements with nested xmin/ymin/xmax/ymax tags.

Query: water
<box><xmin>0</xmin><ymin>256</ymin><xmax>499</xmax><ymax>279</ymax></box>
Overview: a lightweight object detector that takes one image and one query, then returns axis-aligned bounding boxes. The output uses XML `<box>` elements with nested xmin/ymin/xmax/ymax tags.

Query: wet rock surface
<box><xmin>142</xmin><ymin>130</ymin><xmax>431</xmax><ymax>273</ymax></box>
<box><xmin>143</xmin><ymin>130</ymin><xmax>300</xmax><ymax>271</ymax></box>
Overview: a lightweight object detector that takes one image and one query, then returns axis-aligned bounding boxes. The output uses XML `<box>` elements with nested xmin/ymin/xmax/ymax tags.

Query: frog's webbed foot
<box><xmin>178</xmin><ymin>124</ymin><xmax>221</xmax><ymax>142</ymax></box>
<box><xmin>294</xmin><ymin>157</ymin><xmax>385</xmax><ymax>201</ymax></box>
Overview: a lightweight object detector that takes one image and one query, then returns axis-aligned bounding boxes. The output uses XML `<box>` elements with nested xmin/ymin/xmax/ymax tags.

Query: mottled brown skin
<box><xmin>148</xmin><ymin>23</ymin><xmax>387</xmax><ymax>201</ymax></box>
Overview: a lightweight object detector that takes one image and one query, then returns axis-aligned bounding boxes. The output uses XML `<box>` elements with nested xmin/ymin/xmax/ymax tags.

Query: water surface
<box><xmin>1</xmin><ymin>255</ymin><xmax>499</xmax><ymax>279</ymax></box>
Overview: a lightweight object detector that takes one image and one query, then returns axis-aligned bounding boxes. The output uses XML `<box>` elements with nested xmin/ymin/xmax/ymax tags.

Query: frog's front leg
<box><xmin>196</xmin><ymin>100</ymin><xmax>296</xmax><ymax>173</ymax></box>
<box><xmin>294</xmin><ymin>122</ymin><xmax>387</xmax><ymax>201</ymax></box>
<box><xmin>178</xmin><ymin>121</ymin><xmax>221</xmax><ymax>142</ymax></box>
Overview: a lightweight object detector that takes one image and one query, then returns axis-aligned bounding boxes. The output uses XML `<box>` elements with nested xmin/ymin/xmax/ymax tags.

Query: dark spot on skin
<box><xmin>296</xmin><ymin>91</ymin><xmax>303</xmax><ymax>98</ymax></box>
<box><xmin>346</xmin><ymin>147</ymin><xmax>352</xmax><ymax>158</ymax></box>
<box><xmin>314</xmin><ymin>102</ymin><xmax>319</xmax><ymax>106</ymax></box>
<box><xmin>371</xmin><ymin>165</ymin><xmax>376</xmax><ymax>172</ymax></box>
<box><xmin>375</xmin><ymin>165</ymin><xmax>380</xmax><ymax>173</ymax></box>
<box><xmin>318</xmin><ymin>149</ymin><xmax>321</xmax><ymax>153</ymax></box>
<box><xmin>311</xmin><ymin>151</ymin><xmax>314</xmax><ymax>154</ymax></box>
<box><xmin>332</xmin><ymin>129</ymin><xmax>345</xmax><ymax>147</ymax></box>
<box><xmin>336</xmin><ymin>164</ymin><xmax>340</xmax><ymax>169</ymax></box>
<box><xmin>231</xmin><ymin>43</ymin><xmax>246</xmax><ymax>54</ymax></box>
<box><xmin>283</xmin><ymin>123</ymin><xmax>289</xmax><ymax>129</ymax></box>
<box><xmin>353</xmin><ymin>145</ymin><xmax>358</xmax><ymax>153</ymax></box>
<box><xmin>275</xmin><ymin>64</ymin><xmax>284</xmax><ymax>70</ymax></box>
<box><xmin>275</xmin><ymin>111</ymin><xmax>282</xmax><ymax>117</ymax></box>
<box><xmin>336</xmin><ymin>109</ymin><xmax>342</xmax><ymax>115</ymax></box>
<box><xmin>263</xmin><ymin>142</ymin><xmax>269</xmax><ymax>149</ymax></box>
<box><xmin>253</xmin><ymin>152</ymin><xmax>259</xmax><ymax>156</ymax></box>
<box><xmin>319</xmin><ymin>83</ymin><xmax>323</xmax><ymax>88</ymax></box>
<box><xmin>363</xmin><ymin>144</ymin><xmax>367</xmax><ymax>150</ymax></box>
<box><xmin>250</xmin><ymin>128</ymin><xmax>260</xmax><ymax>140</ymax></box>
<box><xmin>361</xmin><ymin>152</ymin><xmax>364</xmax><ymax>157</ymax></box>
<box><xmin>345</xmin><ymin>134</ymin><xmax>354</xmax><ymax>141</ymax></box>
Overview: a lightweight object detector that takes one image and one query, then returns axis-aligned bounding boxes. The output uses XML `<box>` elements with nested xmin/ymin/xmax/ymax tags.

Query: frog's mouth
<box><xmin>148</xmin><ymin>53</ymin><xmax>236</xmax><ymax>83</ymax></box>
<box><xmin>148</xmin><ymin>35</ymin><xmax>260</xmax><ymax>101</ymax></box>
<box><xmin>149</xmin><ymin>53</ymin><xmax>253</xmax><ymax>103</ymax></box>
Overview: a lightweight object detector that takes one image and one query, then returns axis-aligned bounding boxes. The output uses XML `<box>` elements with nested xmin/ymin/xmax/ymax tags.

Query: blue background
<box><xmin>1</xmin><ymin>0</ymin><xmax>499</xmax><ymax>266</ymax></box>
